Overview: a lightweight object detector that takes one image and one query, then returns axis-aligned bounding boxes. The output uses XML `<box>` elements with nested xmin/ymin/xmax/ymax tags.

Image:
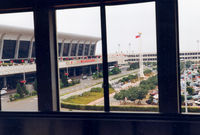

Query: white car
<box><xmin>82</xmin><ymin>75</ymin><xmax>87</xmax><ymax>80</ymax></box>
<box><xmin>0</xmin><ymin>88</ymin><xmax>7</xmax><ymax>95</ymax></box>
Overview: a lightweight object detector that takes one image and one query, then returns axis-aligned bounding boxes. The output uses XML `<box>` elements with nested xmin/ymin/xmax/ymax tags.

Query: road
<box><xmin>1</xmin><ymin>68</ymin><xmax>139</xmax><ymax>111</ymax></box>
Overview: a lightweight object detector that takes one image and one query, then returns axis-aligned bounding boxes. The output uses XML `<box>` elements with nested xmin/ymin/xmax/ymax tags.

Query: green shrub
<box><xmin>14</xmin><ymin>93</ymin><xmax>20</xmax><ymax>99</ymax></box>
<box><xmin>9</xmin><ymin>95</ymin><xmax>14</xmax><ymax>101</ymax></box>
<box><xmin>92</xmin><ymin>72</ymin><xmax>103</xmax><ymax>79</ymax></box>
<box><xmin>90</xmin><ymin>87</ymin><xmax>102</xmax><ymax>92</ymax></box>
<box><xmin>110</xmin><ymin>67</ymin><xmax>121</xmax><ymax>75</ymax></box>
<box><xmin>119</xmin><ymin>75</ymin><xmax>138</xmax><ymax>83</ymax></box>
<box><xmin>182</xmin><ymin>106</ymin><xmax>200</xmax><ymax>112</ymax></box>
<box><xmin>72</xmin><ymin>79</ymin><xmax>80</xmax><ymax>85</ymax></box>
<box><xmin>31</xmin><ymin>90</ymin><xmax>37</xmax><ymax>96</ymax></box>
<box><xmin>144</xmin><ymin>69</ymin><xmax>152</xmax><ymax>75</ymax></box>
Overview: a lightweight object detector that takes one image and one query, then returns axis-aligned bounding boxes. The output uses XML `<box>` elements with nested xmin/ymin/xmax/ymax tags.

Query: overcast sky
<box><xmin>0</xmin><ymin>0</ymin><xmax>198</xmax><ymax>54</ymax></box>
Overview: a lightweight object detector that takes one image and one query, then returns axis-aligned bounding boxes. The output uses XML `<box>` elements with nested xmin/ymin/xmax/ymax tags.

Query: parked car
<box><xmin>82</xmin><ymin>75</ymin><xmax>87</xmax><ymax>80</ymax></box>
<box><xmin>0</xmin><ymin>87</ymin><xmax>7</xmax><ymax>95</ymax></box>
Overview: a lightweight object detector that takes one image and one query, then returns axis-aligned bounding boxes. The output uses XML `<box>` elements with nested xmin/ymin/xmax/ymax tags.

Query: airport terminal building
<box><xmin>0</xmin><ymin>25</ymin><xmax>103</xmax><ymax>89</ymax></box>
<box><xmin>0</xmin><ymin>25</ymin><xmax>100</xmax><ymax>62</ymax></box>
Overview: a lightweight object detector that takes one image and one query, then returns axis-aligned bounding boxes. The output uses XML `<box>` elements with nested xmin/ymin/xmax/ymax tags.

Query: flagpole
<box><xmin>138</xmin><ymin>33</ymin><xmax>144</xmax><ymax>78</ymax></box>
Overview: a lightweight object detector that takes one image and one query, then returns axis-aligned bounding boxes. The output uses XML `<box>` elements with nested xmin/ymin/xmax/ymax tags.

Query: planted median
<box><xmin>62</xmin><ymin>87</ymin><xmax>115</xmax><ymax>105</ymax></box>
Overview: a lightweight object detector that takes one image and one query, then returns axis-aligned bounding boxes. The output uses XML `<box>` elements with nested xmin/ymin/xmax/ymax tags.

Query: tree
<box><xmin>129</xmin><ymin>62</ymin><xmax>139</xmax><ymax>70</ymax></box>
<box><xmin>144</xmin><ymin>69</ymin><xmax>152</xmax><ymax>75</ymax></box>
<box><xmin>114</xmin><ymin>75</ymin><xmax>156</xmax><ymax>104</ymax></box>
<box><xmin>92</xmin><ymin>72</ymin><xmax>103</xmax><ymax>79</ymax></box>
<box><xmin>185</xmin><ymin>61</ymin><xmax>194</xmax><ymax>69</ymax></box>
<box><xmin>127</xmin><ymin>87</ymin><xmax>138</xmax><ymax>102</ymax></box>
<box><xmin>16</xmin><ymin>83</ymin><xmax>24</xmax><ymax>98</ymax></box>
<box><xmin>137</xmin><ymin>89</ymin><xmax>148</xmax><ymax>104</ymax></box>
<box><xmin>22</xmin><ymin>84</ymin><xmax>29</xmax><ymax>95</ymax></box>
<box><xmin>180</xmin><ymin>62</ymin><xmax>184</xmax><ymax>73</ymax></box>
<box><xmin>110</xmin><ymin>67</ymin><xmax>121</xmax><ymax>75</ymax></box>
<box><xmin>181</xmin><ymin>95</ymin><xmax>185</xmax><ymax>105</ymax></box>
<box><xmin>146</xmin><ymin>95</ymin><xmax>154</xmax><ymax>104</ymax></box>
<box><xmin>60</xmin><ymin>73</ymin><xmax>69</xmax><ymax>87</ymax></box>
<box><xmin>186</xmin><ymin>82</ymin><xmax>190</xmax><ymax>87</ymax></box>
<box><xmin>114</xmin><ymin>90</ymin><xmax>127</xmax><ymax>101</ymax></box>
<box><xmin>186</xmin><ymin>87</ymin><xmax>195</xmax><ymax>95</ymax></box>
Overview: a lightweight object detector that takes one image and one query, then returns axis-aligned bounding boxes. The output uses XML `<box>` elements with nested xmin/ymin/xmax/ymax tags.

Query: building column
<box><xmin>73</xmin><ymin>68</ymin><xmax>76</xmax><ymax>76</ymax></box>
<box><xmin>93</xmin><ymin>41</ymin><xmax>98</xmax><ymax>56</ymax></box>
<box><xmin>0</xmin><ymin>33</ymin><xmax>6</xmax><ymax>60</ymax></box>
<box><xmin>68</xmin><ymin>40</ymin><xmax>73</xmax><ymax>57</ymax></box>
<box><xmin>89</xmin><ymin>66</ymin><xmax>92</xmax><ymax>75</ymax></box>
<box><xmin>3</xmin><ymin>76</ymin><xmax>7</xmax><ymax>88</ymax></box>
<box><xmin>60</xmin><ymin>39</ymin><xmax>65</xmax><ymax>57</ymax></box>
<box><xmin>23</xmin><ymin>73</ymin><xmax>26</xmax><ymax>81</ymax></box>
<box><xmin>28</xmin><ymin>36</ymin><xmax>34</xmax><ymax>59</ymax></box>
<box><xmin>14</xmin><ymin>34</ymin><xmax>22</xmax><ymax>59</ymax></box>
<box><xmin>75</xmin><ymin>41</ymin><xmax>80</xmax><ymax>57</ymax></box>
<box><xmin>88</xmin><ymin>42</ymin><xmax>93</xmax><ymax>56</ymax></box>
<box><xmin>82</xmin><ymin>41</ymin><xmax>87</xmax><ymax>56</ymax></box>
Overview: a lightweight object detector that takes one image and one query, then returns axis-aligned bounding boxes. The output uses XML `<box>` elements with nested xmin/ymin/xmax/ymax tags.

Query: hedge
<box><xmin>61</xmin><ymin>102</ymin><xmax>158</xmax><ymax>112</ymax></box>
<box><xmin>181</xmin><ymin>106</ymin><xmax>200</xmax><ymax>113</ymax></box>
<box><xmin>61</xmin><ymin>102</ymin><xmax>200</xmax><ymax>112</ymax></box>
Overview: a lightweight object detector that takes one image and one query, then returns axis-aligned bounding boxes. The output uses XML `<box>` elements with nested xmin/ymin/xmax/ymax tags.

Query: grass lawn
<box><xmin>63</xmin><ymin>88</ymin><xmax>115</xmax><ymax>105</ymax></box>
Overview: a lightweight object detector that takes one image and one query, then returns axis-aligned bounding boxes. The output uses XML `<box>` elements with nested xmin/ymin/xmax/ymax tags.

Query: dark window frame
<box><xmin>0</xmin><ymin>0</ymin><xmax>189</xmax><ymax>120</ymax></box>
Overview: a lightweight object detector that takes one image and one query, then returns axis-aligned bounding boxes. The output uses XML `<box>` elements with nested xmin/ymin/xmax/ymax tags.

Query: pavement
<box><xmin>0</xmin><ymin>69</ymin><xmax>139</xmax><ymax>111</ymax></box>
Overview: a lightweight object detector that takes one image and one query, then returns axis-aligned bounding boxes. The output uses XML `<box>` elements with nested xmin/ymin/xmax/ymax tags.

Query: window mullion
<box><xmin>156</xmin><ymin>0</ymin><xmax>181</xmax><ymax>114</ymax></box>
<box><xmin>100</xmin><ymin>4</ymin><xmax>110</xmax><ymax>112</ymax></box>
<box><xmin>34</xmin><ymin>7</ymin><xmax>60</xmax><ymax>112</ymax></box>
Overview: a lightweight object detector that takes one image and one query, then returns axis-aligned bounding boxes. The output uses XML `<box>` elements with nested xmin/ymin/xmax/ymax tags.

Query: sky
<box><xmin>0</xmin><ymin>0</ymin><xmax>198</xmax><ymax>54</ymax></box>
<box><xmin>178</xmin><ymin>0</ymin><xmax>200</xmax><ymax>52</ymax></box>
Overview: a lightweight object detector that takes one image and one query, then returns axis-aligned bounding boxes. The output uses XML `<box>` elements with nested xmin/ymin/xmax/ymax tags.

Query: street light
<box><xmin>129</xmin><ymin>43</ymin><xmax>131</xmax><ymax>55</ymax></box>
<box><xmin>182</xmin><ymin>60</ymin><xmax>188</xmax><ymax>113</ymax></box>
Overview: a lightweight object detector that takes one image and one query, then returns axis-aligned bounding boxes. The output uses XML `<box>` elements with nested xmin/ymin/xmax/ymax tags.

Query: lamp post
<box><xmin>118</xmin><ymin>44</ymin><xmax>120</xmax><ymax>55</ymax></box>
<box><xmin>197</xmin><ymin>40</ymin><xmax>200</xmax><ymax>64</ymax></box>
<box><xmin>129</xmin><ymin>43</ymin><xmax>131</xmax><ymax>55</ymax></box>
<box><xmin>183</xmin><ymin>60</ymin><xmax>188</xmax><ymax>113</ymax></box>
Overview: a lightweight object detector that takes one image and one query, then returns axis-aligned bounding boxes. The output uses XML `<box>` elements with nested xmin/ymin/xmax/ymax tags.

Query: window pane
<box><xmin>179</xmin><ymin>0</ymin><xmax>200</xmax><ymax>113</ymax></box>
<box><xmin>56</xmin><ymin>7</ymin><xmax>103</xmax><ymax>112</ymax></box>
<box><xmin>106</xmin><ymin>2</ymin><xmax>158</xmax><ymax>112</ymax></box>
<box><xmin>0</xmin><ymin>12</ymin><xmax>38</xmax><ymax>111</ymax></box>
<box><xmin>18</xmin><ymin>41</ymin><xmax>30</xmax><ymax>58</ymax></box>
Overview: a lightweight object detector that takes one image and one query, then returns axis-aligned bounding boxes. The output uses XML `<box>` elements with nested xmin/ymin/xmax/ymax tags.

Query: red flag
<box><xmin>20</xmin><ymin>80</ymin><xmax>26</xmax><ymax>83</ymax></box>
<box><xmin>136</xmin><ymin>32</ymin><xmax>142</xmax><ymax>38</ymax></box>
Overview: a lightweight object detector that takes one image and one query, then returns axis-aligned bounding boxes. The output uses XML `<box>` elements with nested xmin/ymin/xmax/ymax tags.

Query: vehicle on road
<box><xmin>82</xmin><ymin>75</ymin><xmax>87</xmax><ymax>80</ymax></box>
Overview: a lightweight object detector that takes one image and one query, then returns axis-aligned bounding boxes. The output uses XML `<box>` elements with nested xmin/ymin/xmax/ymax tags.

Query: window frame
<box><xmin>0</xmin><ymin>0</ymin><xmax>186</xmax><ymax>118</ymax></box>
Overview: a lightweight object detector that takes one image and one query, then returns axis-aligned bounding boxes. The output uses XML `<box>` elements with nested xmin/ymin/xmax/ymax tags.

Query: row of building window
<box><xmin>1</xmin><ymin>39</ymin><xmax>95</xmax><ymax>60</ymax></box>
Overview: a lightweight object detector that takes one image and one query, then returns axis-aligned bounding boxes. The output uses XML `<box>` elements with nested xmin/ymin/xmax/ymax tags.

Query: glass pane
<box><xmin>179</xmin><ymin>0</ymin><xmax>200</xmax><ymax>113</ymax></box>
<box><xmin>106</xmin><ymin>2</ymin><xmax>158</xmax><ymax>112</ymax></box>
<box><xmin>56</xmin><ymin>7</ymin><xmax>103</xmax><ymax>112</ymax></box>
<box><xmin>0</xmin><ymin>12</ymin><xmax>38</xmax><ymax>111</ymax></box>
